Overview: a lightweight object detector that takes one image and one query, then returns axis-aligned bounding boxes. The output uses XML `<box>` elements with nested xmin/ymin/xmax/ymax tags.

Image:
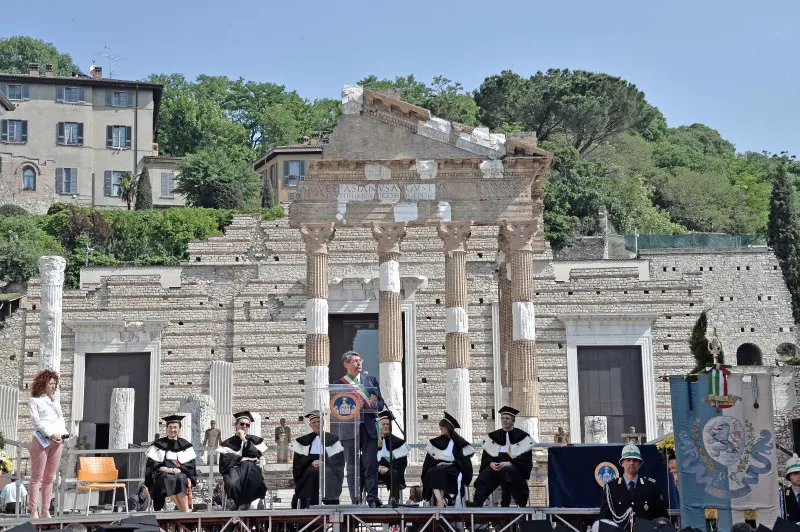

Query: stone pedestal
<box><xmin>301</xmin><ymin>224</ymin><xmax>335</xmax><ymax>413</ymax></box>
<box><xmin>175</xmin><ymin>412</ymin><xmax>193</xmax><ymax>442</ymax></box>
<box><xmin>179</xmin><ymin>394</ymin><xmax>216</xmax><ymax>464</ymax></box>
<box><xmin>109</xmin><ymin>388</ymin><xmax>135</xmax><ymax>449</ymax></box>
<box><xmin>372</xmin><ymin>223</ymin><xmax>407</xmax><ymax>429</ymax></box>
<box><xmin>584</xmin><ymin>416</ymin><xmax>608</xmax><ymax>444</ymax></box>
<box><xmin>210</xmin><ymin>361</ymin><xmax>233</xmax><ymax>439</ymax></box>
<box><xmin>438</xmin><ymin>222</ymin><xmax>473</xmax><ymax>443</ymax></box>
<box><xmin>38</xmin><ymin>256</ymin><xmax>66</xmax><ymax>372</ymax></box>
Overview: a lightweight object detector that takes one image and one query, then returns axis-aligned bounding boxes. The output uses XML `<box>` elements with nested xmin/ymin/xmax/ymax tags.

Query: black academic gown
<box><xmin>290</xmin><ymin>432</ymin><xmax>345</xmax><ymax>508</ymax></box>
<box><xmin>144</xmin><ymin>437</ymin><xmax>197</xmax><ymax>511</ymax></box>
<box><xmin>473</xmin><ymin>427</ymin><xmax>535</xmax><ymax>507</ymax></box>
<box><xmin>377</xmin><ymin>434</ymin><xmax>410</xmax><ymax>501</ymax></box>
<box><xmin>421</xmin><ymin>434</ymin><xmax>474</xmax><ymax>503</ymax></box>
<box><xmin>218</xmin><ymin>435</ymin><xmax>268</xmax><ymax>507</ymax></box>
<box><xmin>785</xmin><ymin>487</ymin><xmax>800</xmax><ymax>523</ymax></box>
<box><xmin>599</xmin><ymin>476</ymin><xmax>668</xmax><ymax>531</ymax></box>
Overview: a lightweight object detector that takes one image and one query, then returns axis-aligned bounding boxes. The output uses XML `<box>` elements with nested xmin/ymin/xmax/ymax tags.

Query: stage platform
<box><xmin>0</xmin><ymin>506</ymin><xmax>610</xmax><ymax>532</ymax></box>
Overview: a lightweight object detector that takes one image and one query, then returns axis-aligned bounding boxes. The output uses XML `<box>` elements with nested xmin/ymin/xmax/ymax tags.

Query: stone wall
<box><xmin>0</xmin><ymin>153</ymin><xmax>57</xmax><ymax>214</ymax></box>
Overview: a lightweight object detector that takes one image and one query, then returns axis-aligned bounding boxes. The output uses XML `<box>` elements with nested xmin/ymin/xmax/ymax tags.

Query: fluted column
<box><xmin>301</xmin><ymin>224</ymin><xmax>336</xmax><ymax>413</ymax></box>
<box><xmin>501</xmin><ymin>222</ymin><xmax>540</xmax><ymax>440</ymax></box>
<box><xmin>437</xmin><ymin>222</ymin><xmax>473</xmax><ymax>444</ymax></box>
<box><xmin>38</xmin><ymin>256</ymin><xmax>66</xmax><ymax>373</ymax></box>
<box><xmin>371</xmin><ymin>223</ymin><xmax>407</xmax><ymax>429</ymax></box>
<box><xmin>109</xmin><ymin>388</ymin><xmax>135</xmax><ymax>449</ymax></box>
<box><xmin>497</xmin><ymin>232</ymin><xmax>512</xmax><ymax>406</ymax></box>
<box><xmin>210</xmin><ymin>361</ymin><xmax>233</xmax><ymax>439</ymax></box>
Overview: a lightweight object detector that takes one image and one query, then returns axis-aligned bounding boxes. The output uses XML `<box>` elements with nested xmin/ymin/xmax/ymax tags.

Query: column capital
<box><xmin>371</xmin><ymin>222</ymin><xmax>407</xmax><ymax>255</ymax></box>
<box><xmin>300</xmin><ymin>223</ymin><xmax>336</xmax><ymax>254</ymax></box>
<box><xmin>437</xmin><ymin>221</ymin><xmax>472</xmax><ymax>253</ymax></box>
<box><xmin>500</xmin><ymin>222</ymin><xmax>539</xmax><ymax>252</ymax></box>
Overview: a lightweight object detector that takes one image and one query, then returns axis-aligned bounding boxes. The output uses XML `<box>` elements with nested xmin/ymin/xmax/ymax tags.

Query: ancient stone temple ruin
<box><xmin>1</xmin><ymin>86</ymin><xmax>800</xmax><ymax>478</ymax></box>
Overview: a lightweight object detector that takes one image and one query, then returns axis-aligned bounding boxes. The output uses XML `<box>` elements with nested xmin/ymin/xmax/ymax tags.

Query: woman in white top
<box><xmin>27</xmin><ymin>369</ymin><xmax>68</xmax><ymax>519</ymax></box>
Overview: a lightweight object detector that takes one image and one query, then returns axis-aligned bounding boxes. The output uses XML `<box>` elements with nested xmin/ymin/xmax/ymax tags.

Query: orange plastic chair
<box><xmin>73</xmin><ymin>457</ymin><xmax>129</xmax><ymax>515</ymax></box>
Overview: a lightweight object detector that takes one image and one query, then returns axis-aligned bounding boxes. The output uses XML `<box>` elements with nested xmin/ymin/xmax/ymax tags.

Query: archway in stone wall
<box><xmin>736</xmin><ymin>343</ymin><xmax>763</xmax><ymax>366</ymax></box>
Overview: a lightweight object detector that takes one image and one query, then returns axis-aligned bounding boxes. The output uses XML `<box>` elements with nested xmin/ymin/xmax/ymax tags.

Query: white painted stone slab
<box><xmin>306</xmin><ymin>298</ymin><xmax>329</xmax><ymax>334</ymax></box>
<box><xmin>341</xmin><ymin>85</ymin><xmax>364</xmax><ymax>115</ymax></box>
<box><xmin>379</xmin><ymin>260</ymin><xmax>400</xmax><ymax>293</ymax></box>
<box><xmin>445</xmin><ymin>307</ymin><xmax>468</xmax><ymax>333</ymax></box>
<box><xmin>512</xmin><ymin>301</ymin><xmax>536</xmax><ymax>340</ymax></box>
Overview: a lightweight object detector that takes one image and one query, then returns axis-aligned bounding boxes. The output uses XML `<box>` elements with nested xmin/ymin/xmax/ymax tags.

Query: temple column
<box><xmin>109</xmin><ymin>388</ymin><xmax>135</xmax><ymax>449</ymax></box>
<box><xmin>300</xmin><ymin>223</ymin><xmax>336</xmax><ymax>413</ymax></box>
<box><xmin>371</xmin><ymin>223</ymin><xmax>407</xmax><ymax>429</ymax></box>
<box><xmin>209</xmin><ymin>361</ymin><xmax>233</xmax><ymax>439</ymax></box>
<box><xmin>496</xmin><ymin>232</ymin><xmax>512</xmax><ymax>406</ymax></box>
<box><xmin>437</xmin><ymin>222</ymin><xmax>473</xmax><ymax>444</ymax></box>
<box><xmin>38</xmin><ymin>256</ymin><xmax>66</xmax><ymax>372</ymax></box>
<box><xmin>502</xmin><ymin>222</ymin><xmax>540</xmax><ymax>440</ymax></box>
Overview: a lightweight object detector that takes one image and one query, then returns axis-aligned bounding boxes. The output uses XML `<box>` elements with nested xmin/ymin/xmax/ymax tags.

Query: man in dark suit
<box><xmin>600</xmin><ymin>444</ymin><xmax>667</xmax><ymax>531</ymax></box>
<box><xmin>784</xmin><ymin>453</ymin><xmax>800</xmax><ymax>523</ymax></box>
<box><xmin>333</xmin><ymin>350</ymin><xmax>384</xmax><ymax>506</ymax></box>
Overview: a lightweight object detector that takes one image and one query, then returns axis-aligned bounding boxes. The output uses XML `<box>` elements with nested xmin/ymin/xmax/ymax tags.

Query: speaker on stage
<box><xmin>96</xmin><ymin>514</ymin><xmax>161</xmax><ymax>532</ymax></box>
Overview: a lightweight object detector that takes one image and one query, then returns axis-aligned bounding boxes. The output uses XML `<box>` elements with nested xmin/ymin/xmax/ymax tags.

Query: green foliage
<box><xmin>175</xmin><ymin>148</ymin><xmax>261</xmax><ymax>209</ymax></box>
<box><xmin>135</xmin><ymin>168</ymin><xmax>153</xmax><ymax>210</ymax></box>
<box><xmin>0</xmin><ymin>216</ymin><xmax>65</xmax><ymax>284</ymax></box>
<box><xmin>690</xmin><ymin>311</ymin><xmax>723</xmax><ymax>372</ymax></box>
<box><xmin>0</xmin><ymin>36</ymin><xmax>80</xmax><ymax>76</ymax></box>
<box><xmin>0</xmin><ymin>204</ymin><xmax>28</xmax><ymax>218</ymax></box>
<box><xmin>117</xmin><ymin>172</ymin><xmax>136</xmax><ymax>210</ymax></box>
<box><xmin>767</xmin><ymin>160</ymin><xmax>800</xmax><ymax>322</ymax></box>
<box><xmin>262</xmin><ymin>174</ymin><xmax>275</xmax><ymax>209</ymax></box>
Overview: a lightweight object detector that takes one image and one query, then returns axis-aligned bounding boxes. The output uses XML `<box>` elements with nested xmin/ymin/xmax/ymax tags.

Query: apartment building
<box><xmin>253</xmin><ymin>136</ymin><xmax>323</xmax><ymax>204</ymax></box>
<box><xmin>0</xmin><ymin>63</ymin><xmax>166</xmax><ymax>213</ymax></box>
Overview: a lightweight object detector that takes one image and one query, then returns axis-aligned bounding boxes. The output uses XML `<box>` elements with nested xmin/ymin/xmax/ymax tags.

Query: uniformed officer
<box><xmin>599</xmin><ymin>444</ymin><xmax>667</xmax><ymax>531</ymax></box>
<box><xmin>783</xmin><ymin>453</ymin><xmax>800</xmax><ymax>523</ymax></box>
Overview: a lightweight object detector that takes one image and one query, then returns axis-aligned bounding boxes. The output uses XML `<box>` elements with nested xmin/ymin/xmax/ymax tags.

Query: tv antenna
<box><xmin>91</xmin><ymin>45</ymin><xmax>122</xmax><ymax>79</ymax></box>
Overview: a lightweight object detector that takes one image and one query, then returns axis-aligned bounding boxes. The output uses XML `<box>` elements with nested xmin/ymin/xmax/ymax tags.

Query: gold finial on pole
<box><xmin>708</xmin><ymin>326</ymin><xmax>722</xmax><ymax>365</ymax></box>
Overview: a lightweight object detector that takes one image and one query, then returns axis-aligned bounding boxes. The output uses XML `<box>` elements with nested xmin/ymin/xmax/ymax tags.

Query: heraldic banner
<box><xmin>548</xmin><ymin>445</ymin><xmax>679</xmax><ymax>509</ymax></box>
<box><xmin>669</xmin><ymin>373</ymin><xmax>777</xmax><ymax>530</ymax></box>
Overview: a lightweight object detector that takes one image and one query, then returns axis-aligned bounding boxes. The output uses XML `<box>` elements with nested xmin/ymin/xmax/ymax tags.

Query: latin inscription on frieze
<box><xmin>377</xmin><ymin>184</ymin><xmax>401</xmax><ymax>202</ymax></box>
<box><xmin>404</xmin><ymin>183</ymin><xmax>435</xmax><ymax>200</ymax></box>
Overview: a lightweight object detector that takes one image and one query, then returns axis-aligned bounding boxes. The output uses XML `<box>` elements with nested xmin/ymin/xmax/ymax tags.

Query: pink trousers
<box><xmin>29</xmin><ymin>436</ymin><xmax>63</xmax><ymax>512</ymax></box>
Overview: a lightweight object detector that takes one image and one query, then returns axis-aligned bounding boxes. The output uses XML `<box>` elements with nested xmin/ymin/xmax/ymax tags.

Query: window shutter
<box><xmin>77</xmin><ymin>123</ymin><xmax>84</xmax><ymax>145</ymax></box>
<box><xmin>128</xmin><ymin>91</ymin><xmax>135</xmax><ymax>107</ymax></box>
<box><xmin>104</xmin><ymin>171</ymin><xmax>112</xmax><ymax>196</ymax></box>
<box><xmin>56</xmin><ymin>122</ymin><xmax>64</xmax><ymax>145</ymax></box>
<box><xmin>0</xmin><ymin>120</ymin><xmax>6</xmax><ymax>143</ymax></box>
<box><xmin>0</xmin><ymin>84</ymin><xmax>6</xmax><ymax>96</ymax></box>
<box><xmin>56</xmin><ymin>86</ymin><xmax>64</xmax><ymax>102</ymax></box>
<box><xmin>77</xmin><ymin>87</ymin><xmax>85</xmax><ymax>102</ymax></box>
<box><xmin>20</xmin><ymin>121</ymin><xmax>27</xmax><ymax>143</ymax></box>
<box><xmin>105</xmin><ymin>90</ymin><xmax>112</xmax><ymax>107</ymax></box>
<box><xmin>70</xmin><ymin>169</ymin><xmax>78</xmax><ymax>194</ymax></box>
<box><xmin>22</xmin><ymin>85</ymin><xmax>29</xmax><ymax>100</ymax></box>
<box><xmin>283</xmin><ymin>160</ymin><xmax>290</xmax><ymax>184</ymax></box>
<box><xmin>56</xmin><ymin>168</ymin><xmax>63</xmax><ymax>194</ymax></box>
<box><xmin>299</xmin><ymin>160</ymin><xmax>305</xmax><ymax>177</ymax></box>
<box><xmin>106</xmin><ymin>126</ymin><xmax>113</xmax><ymax>148</ymax></box>
<box><xmin>161</xmin><ymin>173</ymin><xmax>168</xmax><ymax>197</ymax></box>
<box><xmin>167</xmin><ymin>173</ymin><xmax>174</xmax><ymax>196</ymax></box>
<box><xmin>125</xmin><ymin>126</ymin><xmax>132</xmax><ymax>149</ymax></box>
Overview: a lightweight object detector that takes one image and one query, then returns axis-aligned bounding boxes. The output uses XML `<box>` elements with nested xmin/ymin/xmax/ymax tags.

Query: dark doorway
<box><xmin>328</xmin><ymin>314</ymin><xmax>406</xmax><ymax>425</ymax></box>
<box><xmin>577</xmin><ymin>346</ymin><xmax>646</xmax><ymax>443</ymax></box>
<box><xmin>736</xmin><ymin>343</ymin><xmax>763</xmax><ymax>366</ymax></box>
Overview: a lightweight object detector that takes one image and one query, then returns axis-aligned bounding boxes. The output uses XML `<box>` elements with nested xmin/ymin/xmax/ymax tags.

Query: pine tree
<box><xmin>262</xmin><ymin>175</ymin><xmax>275</xmax><ymax>209</ymax></box>
<box><xmin>135</xmin><ymin>168</ymin><xmax>153</xmax><ymax>210</ymax></box>
<box><xmin>690</xmin><ymin>311</ymin><xmax>723</xmax><ymax>372</ymax></box>
<box><xmin>767</xmin><ymin>162</ymin><xmax>800</xmax><ymax>322</ymax></box>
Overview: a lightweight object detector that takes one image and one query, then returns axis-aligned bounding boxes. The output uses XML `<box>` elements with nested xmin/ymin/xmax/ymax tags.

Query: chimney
<box><xmin>90</xmin><ymin>65</ymin><xmax>102</xmax><ymax>79</ymax></box>
<box><xmin>45</xmin><ymin>64</ymin><xmax>54</xmax><ymax>77</ymax></box>
<box><xmin>308</xmin><ymin>132</ymin><xmax>321</xmax><ymax>146</ymax></box>
<box><xmin>152</xmin><ymin>143</ymin><xmax>159</xmax><ymax>157</ymax></box>
<box><xmin>28</xmin><ymin>63</ymin><xmax>40</xmax><ymax>77</ymax></box>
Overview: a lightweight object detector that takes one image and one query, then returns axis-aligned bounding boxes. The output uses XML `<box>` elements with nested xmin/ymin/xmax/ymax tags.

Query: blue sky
<box><xmin>5</xmin><ymin>0</ymin><xmax>798</xmax><ymax>155</ymax></box>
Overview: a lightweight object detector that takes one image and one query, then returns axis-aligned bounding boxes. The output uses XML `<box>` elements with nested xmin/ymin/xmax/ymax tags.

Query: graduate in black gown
<box><xmin>144</xmin><ymin>415</ymin><xmax>197</xmax><ymax>512</ymax></box>
<box><xmin>217</xmin><ymin>411</ymin><xmax>268</xmax><ymax>510</ymax></box>
<box><xmin>375</xmin><ymin>409</ymin><xmax>410</xmax><ymax>504</ymax></box>
<box><xmin>470</xmin><ymin>406</ymin><xmax>535</xmax><ymax>507</ymax></box>
<box><xmin>290</xmin><ymin>410</ymin><xmax>345</xmax><ymax>509</ymax></box>
<box><xmin>421</xmin><ymin>412</ymin><xmax>474</xmax><ymax>507</ymax></box>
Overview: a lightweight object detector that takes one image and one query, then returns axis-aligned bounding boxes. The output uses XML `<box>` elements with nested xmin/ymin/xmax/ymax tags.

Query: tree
<box><xmin>475</xmin><ymin>69</ymin><xmax>659</xmax><ymax>154</ymax></box>
<box><xmin>0</xmin><ymin>36</ymin><xmax>80</xmax><ymax>76</ymax></box>
<box><xmin>135</xmin><ymin>169</ymin><xmax>153</xmax><ymax>210</ymax></box>
<box><xmin>0</xmin><ymin>216</ymin><xmax>65</xmax><ymax>284</ymax></box>
<box><xmin>117</xmin><ymin>172</ymin><xmax>136</xmax><ymax>210</ymax></box>
<box><xmin>690</xmin><ymin>311</ymin><xmax>722</xmax><ymax>373</ymax></box>
<box><xmin>262</xmin><ymin>173</ymin><xmax>275</xmax><ymax>209</ymax></box>
<box><xmin>0</xmin><ymin>204</ymin><xmax>28</xmax><ymax>218</ymax></box>
<box><xmin>767</xmin><ymin>161</ymin><xmax>800</xmax><ymax>322</ymax></box>
<box><xmin>175</xmin><ymin>148</ymin><xmax>261</xmax><ymax>209</ymax></box>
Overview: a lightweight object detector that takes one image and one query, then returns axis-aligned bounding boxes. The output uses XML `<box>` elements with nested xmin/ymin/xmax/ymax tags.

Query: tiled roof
<box><xmin>253</xmin><ymin>145</ymin><xmax>324</xmax><ymax>170</ymax></box>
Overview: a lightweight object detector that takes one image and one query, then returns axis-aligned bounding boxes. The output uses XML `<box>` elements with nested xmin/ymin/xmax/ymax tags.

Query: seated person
<box><xmin>375</xmin><ymin>409</ymin><xmax>410</xmax><ymax>504</ymax></box>
<box><xmin>218</xmin><ymin>411</ymin><xmax>268</xmax><ymax>510</ymax></box>
<box><xmin>290</xmin><ymin>410</ymin><xmax>345</xmax><ymax>509</ymax></box>
<box><xmin>421</xmin><ymin>412</ymin><xmax>474</xmax><ymax>507</ymax></box>
<box><xmin>127</xmin><ymin>483</ymin><xmax>151</xmax><ymax>512</ymax></box>
<box><xmin>144</xmin><ymin>414</ymin><xmax>197</xmax><ymax>512</ymax></box>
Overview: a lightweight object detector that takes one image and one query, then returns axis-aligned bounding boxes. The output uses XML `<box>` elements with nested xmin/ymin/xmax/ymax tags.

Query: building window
<box><xmin>107</xmin><ymin>126</ymin><xmax>132</xmax><ymax>149</ymax></box>
<box><xmin>22</xmin><ymin>167</ymin><xmax>36</xmax><ymax>191</ymax></box>
<box><xmin>57</xmin><ymin>168</ymin><xmax>78</xmax><ymax>194</ymax></box>
<box><xmin>161</xmin><ymin>172</ymin><xmax>175</xmax><ymax>198</ymax></box>
<box><xmin>104</xmin><ymin>170</ymin><xmax>125</xmax><ymax>196</ymax></box>
<box><xmin>283</xmin><ymin>160</ymin><xmax>305</xmax><ymax>187</ymax></box>
<box><xmin>0</xmin><ymin>119</ymin><xmax>28</xmax><ymax>144</ymax></box>
<box><xmin>269</xmin><ymin>163</ymin><xmax>277</xmax><ymax>189</ymax></box>
<box><xmin>7</xmin><ymin>85</ymin><xmax>23</xmax><ymax>101</ymax></box>
<box><xmin>63</xmin><ymin>87</ymin><xmax>82</xmax><ymax>103</ymax></box>
<box><xmin>112</xmin><ymin>91</ymin><xmax>128</xmax><ymax>107</ymax></box>
<box><xmin>0</xmin><ymin>83</ymin><xmax>28</xmax><ymax>100</ymax></box>
<box><xmin>57</xmin><ymin>122</ymin><xmax>84</xmax><ymax>146</ymax></box>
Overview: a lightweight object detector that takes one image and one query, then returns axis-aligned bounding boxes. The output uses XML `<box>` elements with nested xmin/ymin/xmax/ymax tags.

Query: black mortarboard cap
<box><xmin>305</xmin><ymin>410</ymin><xmax>321</xmax><ymax>421</ymax></box>
<box><xmin>498</xmin><ymin>406</ymin><xmax>520</xmax><ymax>417</ymax></box>
<box><xmin>756</xmin><ymin>525</ymin><xmax>772</xmax><ymax>532</ymax></box>
<box><xmin>96</xmin><ymin>514</ymin><xmax>161</xmax><ymax>532</ymax></box>
<box><xmin>233</xmin><ymin>411</ymin><xmax>254</xmax><ymax>422</ymax></box>
<box><xmin>6</xmin><ymin>522</ymin><xmax>36</xmax><ymax>532</ymax></box>
<box><xmin>377</xmin><ymin>409</ymin><xmax>395</xmax><ymax>421</ymax></box>
<box><xmin>772</xmin><ymin>518</ymin><xmax>800</xmax><ymax>532</ymax></box>
<box><xmin>161</xmin><ymin>414</ymin><xmax>185</xmax><ymax>425</ymax></box>
<box><xmin>441</xmin><ymin>411</ymin><xmax>461</xmax><ymax>430</ymax></box>
<box><xmin>520</xmin><ymin>520</ymin><xmax>554</xmax><ymax>532</ymax></box>
<box><xmin>598</xmin><ymin>520</ymin><xmax>625</xmax><ymax>532</ymax></box>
